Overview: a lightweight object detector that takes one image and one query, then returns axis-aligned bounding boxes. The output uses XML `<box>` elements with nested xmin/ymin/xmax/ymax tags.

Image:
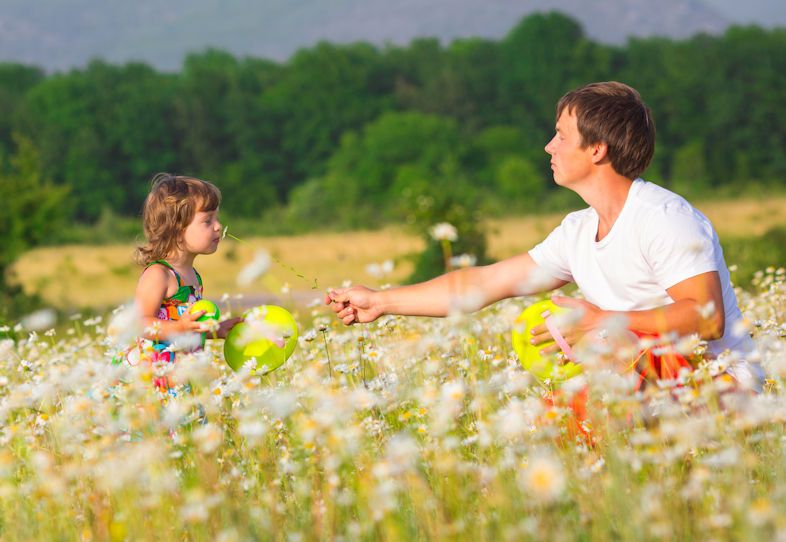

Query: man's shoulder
<box><xmin>633</xmin><ymin>180</ymin><xmax>716</xmax><ymax>246</ymax></box>
<box><xmin>633</xmin><ymin>179</ymin><xmax>702</xmax><ymax>221</ymax></box>
<box><xmin>560</xmin><ymin>207</ymin><xmax>595</xmax><ymax>227</ymax></box>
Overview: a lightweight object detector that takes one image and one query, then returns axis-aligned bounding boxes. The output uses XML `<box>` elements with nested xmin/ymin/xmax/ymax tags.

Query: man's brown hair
<box><xmin>134</xmin><ymin>173</ymin><xmax>221</xmax><ymax>266</ymax></box>
<box><xmin>556</xmin><ymin>81</ymin><xmax>655</xmax><ymax>180</ymax></box>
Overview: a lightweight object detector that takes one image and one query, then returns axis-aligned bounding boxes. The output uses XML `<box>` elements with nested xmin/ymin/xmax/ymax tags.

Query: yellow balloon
<box><xmin>511</xmin><ymin>299</ymin><xmax>582</xmax><ymax>381</ymax></box>
<box><xmin>224</xmin><ymin>305</ymin><xmax>298</xmax><ymax>373</ymax></box>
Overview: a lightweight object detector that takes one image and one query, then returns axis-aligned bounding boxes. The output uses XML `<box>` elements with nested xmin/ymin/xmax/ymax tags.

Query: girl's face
<box><xmin>182</xmin><ymin>207</ymin><xmax>222</xmax><ymax>255</ymax></box>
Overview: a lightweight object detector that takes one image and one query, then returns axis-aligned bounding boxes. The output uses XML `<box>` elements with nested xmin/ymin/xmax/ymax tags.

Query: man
<box><xmin>325</xmin><ymin>81</ymin><xmax>764</xmax><ymax>391</ymax></box>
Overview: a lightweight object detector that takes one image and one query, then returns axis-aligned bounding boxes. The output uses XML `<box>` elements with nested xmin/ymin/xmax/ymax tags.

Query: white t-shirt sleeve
<box><xmin>528</xmin><ymin>220</ymin><xmax>574</xmax><ymax>282</ymax></box>
<box><xmin>644</xmin><ymin>207</ymin><xmax>719</xmax><ymax>289</ymax></box>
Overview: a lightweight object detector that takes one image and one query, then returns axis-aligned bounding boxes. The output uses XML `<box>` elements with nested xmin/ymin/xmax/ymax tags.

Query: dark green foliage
<box><xmin>398</xmin><ymin>160</ymin><xmax>491</xmax><ymax>283</ymax></box>
<box><xmin>287</xmin><ymin>111</ymin><xmax>464</xmax><ymax>229</ymax></box>
<box><xmin>0</xmin><ymin>13</ymin><xmax>782</xmax><ymax>237</ymax></box>
<box><xmin>0</xmin><ymin>63</ymin><xmax>44</xmax><ymax>160</ymax></box>
<box><xmin>0</xmin><ymin>137</ymin><xmax>70</xmax><ymax>318</ymax></box>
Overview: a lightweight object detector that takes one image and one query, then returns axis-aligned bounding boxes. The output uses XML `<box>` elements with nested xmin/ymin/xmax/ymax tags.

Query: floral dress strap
<box><xmin>146</xmin><ymin>260</ymin><xmax>203</xmax><ymax>318</ymax></box>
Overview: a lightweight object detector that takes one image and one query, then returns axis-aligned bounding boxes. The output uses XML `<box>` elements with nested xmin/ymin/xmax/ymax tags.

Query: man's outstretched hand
<box><xmin>325</xmin><ymin>286</ymin><xmax>384</xmax><ymax>325</ymax></box>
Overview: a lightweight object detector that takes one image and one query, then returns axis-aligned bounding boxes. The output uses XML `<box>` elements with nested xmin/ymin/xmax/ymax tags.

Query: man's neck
<box><xmin>572</xmin><ymin>172</ymin><xmax>634</xmax><ymax>242</ymax></box>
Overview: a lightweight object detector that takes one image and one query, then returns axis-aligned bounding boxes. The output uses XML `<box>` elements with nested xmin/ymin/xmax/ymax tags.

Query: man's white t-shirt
<box><xmin>529</xmin><ymin>179</ymin><xmax>763</xmax><ymax>389</ymax></box>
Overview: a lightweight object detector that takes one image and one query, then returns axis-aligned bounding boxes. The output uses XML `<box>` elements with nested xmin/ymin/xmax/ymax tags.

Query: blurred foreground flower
<box><xmin>365</xmin><ymin>260</ymin><xmax>394</xmax><ymax>279</ymax></box>
<box><xmin>21</xmin><ymin>308</ymin><xmax>57</xmax><ymax>331</ymax></box>
<box><xmin>450</xmin><ymin>253</ymin><xmax>477</xmax><ymax>268</ymax></box>
<box><xmin>429</xmin><ymin>222</ymin><xmax>458</xmax><ymax>242</ymax></box>
<box><xmin>520</xmin><ymin>454</ymin><xmax>566</xmax><ymax>503</ymax></box>
<box><xmin>237</xmin><ymin>250</ymin><xmax>271</xmax><ymax>286</ymax></box>
<box><xmin>106</xmin><ymin>303</ymin><xmax>142</xmax><ymax>348</ymax></box>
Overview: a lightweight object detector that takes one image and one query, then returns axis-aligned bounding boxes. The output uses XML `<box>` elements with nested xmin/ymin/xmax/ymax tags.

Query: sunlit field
<box><xmin>11</xmin><ymin>196</ymin><xmax>786</xmax><ymax>312</ymax></box>
<box><xmin>0</xmin><ymin>263</ymin><xmax>784</xmax><ymax>540</ymax></box>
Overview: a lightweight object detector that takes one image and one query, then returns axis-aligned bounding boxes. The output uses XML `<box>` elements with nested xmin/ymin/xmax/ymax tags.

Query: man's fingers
<box><xmin>532</xmin><ymin>330</ymin><xmax>577</xmax><ymax>348</ymax></box>
<box><xmin>337</xmin><ymin>306</ymin><xmax>355</xmax><ymax>319</ymax></box>
<box><xmin>551</xmin><ymin>295</ymin><xmax>580</xmax><ymax>308</ymax></box>
<box><xmin>329</xmin><ymin>300</ymin><xmax>347</xmax><ymax>313</ymax></box>
<box><xmin>342</xmin><ymin>313</ymin><xmax>356</xmax><ymax>325</ymax></box>
<box><xmin>540</xmin><ymin>344</ymin><xmax>559</xmax><ymax>355</ymax></box>
<box><xmin>562</xmin><ymin>331</ymin><xmax>579</xmax><ymax>346</ymax></box>
<box><xmin>530</xmin><ymin>330</ymin><xmax>553</xmax><ymax>345</ymax></box>
<box><xmin>327</xmin><ymin>288</ymin><xmax>350</xmax><ymax>304</ymax></box>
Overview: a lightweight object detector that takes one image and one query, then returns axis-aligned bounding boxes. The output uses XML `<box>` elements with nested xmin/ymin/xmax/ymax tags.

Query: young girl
<box><xmin>131</xmin><ymin>172</ymin><xmax>238</xmax><ymax>391</ymax></box>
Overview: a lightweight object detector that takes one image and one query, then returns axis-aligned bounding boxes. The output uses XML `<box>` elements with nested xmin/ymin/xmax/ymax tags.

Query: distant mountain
<box><xmin>0</xmin><ymin>0</ymin><xmax>759</xmax><ymax>72</ymax></box>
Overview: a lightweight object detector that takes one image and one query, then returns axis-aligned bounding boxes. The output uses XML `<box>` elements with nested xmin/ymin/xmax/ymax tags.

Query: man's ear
<box><xmin>591</xmin><ymin>141</ymin><xmax>608</xmax><ymax>164</ymax></box>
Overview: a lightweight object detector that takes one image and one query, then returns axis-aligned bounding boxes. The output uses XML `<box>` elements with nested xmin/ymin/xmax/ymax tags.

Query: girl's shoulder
<box><xmin>140</xmin><ymin>261</ymin><xmax>174</xmax><ymax>279</ymax></box>
<box><xmin>137</xmin><ymin>262</ymin><xmax>180</xmax><ymax>294</ymax></box>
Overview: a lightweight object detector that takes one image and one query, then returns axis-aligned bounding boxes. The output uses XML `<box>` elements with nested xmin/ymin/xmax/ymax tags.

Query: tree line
<box><xmin>1</xmin><ymin>12</ymin><xmax>785</xmax><ymax>232</ymax></box>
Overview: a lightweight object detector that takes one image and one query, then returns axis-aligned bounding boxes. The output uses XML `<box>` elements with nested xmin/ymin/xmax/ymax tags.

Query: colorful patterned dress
<box><xmin>127</xmin><ymin>260</ymin><xmax>203</xmax><ymax>392</ymax></box>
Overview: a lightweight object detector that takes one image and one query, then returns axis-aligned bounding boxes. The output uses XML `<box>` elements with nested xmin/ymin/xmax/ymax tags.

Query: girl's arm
<box><xmin>135</xmin><ymin>265</ymin><xmax>206</xmax><ymax>341</ymax></box>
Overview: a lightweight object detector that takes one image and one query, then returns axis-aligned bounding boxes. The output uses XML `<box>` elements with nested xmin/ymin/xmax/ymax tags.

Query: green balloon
<box><xmin>190</xmin><ymin>299</ymin><xmax>220</xmax><ymax>322</ymax></box>
<box><xmin>224</xmin><ymin>305</ymin><xmax>298</xmax><ymax>373</ymax></box>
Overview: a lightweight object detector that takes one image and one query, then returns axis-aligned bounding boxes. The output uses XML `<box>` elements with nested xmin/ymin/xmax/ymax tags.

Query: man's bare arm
<box><xmin>326</xmin><ymin>253</ymin><xmax>567</xmax><ymax>324</ymax></box>
<box><xmin>533</xmin><ymin>271</ymin><xmax>725</xmax><ymax>350</ymax></box>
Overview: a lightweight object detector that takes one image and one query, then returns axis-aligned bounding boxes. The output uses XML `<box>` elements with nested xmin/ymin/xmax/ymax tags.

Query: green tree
<box><xmin>399</xmin><ymin>160</ymin><xmax>489</xmax><ymax>283</ymax></box>
<box><xmin>0</xmin><ymin>63</ymin><xmax>44</xmax><ymax>160</ymax></box>
<box><xmin>321</xmin><ymin>111</ymin><xmax>463</xmax><ymax>227</ymax></box>
<box><xmin>260</xmin><ymin>42</ymin><xmax>395</xmax><ymax>190</ymax></box>
<box><xmin>0</xmin><ymin>137</ymin><xmax>70</xmax><ymax>317</ymax></box>
<box><xmin>670</xmin><ymin>139</ymin><xmax>709</xmax><ymax>196</ymax></box>
<box><xmin>494</xmin><ymin>156</ymin><xmax>545</xmax><ymax>206</ymax></box>
<box><xmin>499</xmin><ymin>12</ymin><xmax>591</xmax><ymax>138</ymax></box>
<box><xmin>20</xmin><ymin>60</ymin><xmax>177</xmax><ymax>219</ymax></box>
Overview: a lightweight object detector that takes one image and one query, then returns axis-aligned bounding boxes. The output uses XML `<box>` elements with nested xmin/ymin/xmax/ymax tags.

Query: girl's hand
<box><xmin>217</xmin><ymin>317</ymin><xmax>243</xmax><ymax>339</ymax></box>
<box><xmin>175</xmin><ymin>310</ymin><xmax>207</xmax><ymax>334</ymax></box>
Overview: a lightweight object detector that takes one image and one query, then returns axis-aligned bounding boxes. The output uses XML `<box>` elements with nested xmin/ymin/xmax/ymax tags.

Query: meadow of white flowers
<box><xmin>0</xmin><ymin>267</ymin><xmax>784</xmax><ymax>541</ymax></box>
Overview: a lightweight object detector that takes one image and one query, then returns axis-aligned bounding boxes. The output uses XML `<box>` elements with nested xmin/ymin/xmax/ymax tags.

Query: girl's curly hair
<box><xmin>134</xmin><ymin>173</ymin><xmax>221</xmax><ymax>266</ymax></box>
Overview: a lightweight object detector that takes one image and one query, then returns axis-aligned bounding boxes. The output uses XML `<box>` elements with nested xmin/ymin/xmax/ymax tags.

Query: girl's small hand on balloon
<box><xmin>178</xmin><ymin>310</ymin><xmax>206</xmax><ymax>333</ymax></box>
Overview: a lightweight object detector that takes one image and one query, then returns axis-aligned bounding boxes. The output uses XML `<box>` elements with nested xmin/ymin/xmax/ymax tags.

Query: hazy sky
<box><xmin>703</xmin><ymin>0</ymin><xmax>786</xmax><ymax>26</ymax></box>
<box><xmin>0</xmin><ymin>0</ymin><xmax>783</xmax><ymax>72</ymax></box>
